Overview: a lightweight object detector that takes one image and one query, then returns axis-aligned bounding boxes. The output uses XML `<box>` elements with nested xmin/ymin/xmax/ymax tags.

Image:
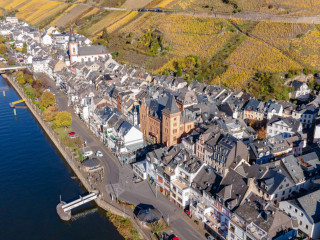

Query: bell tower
<box><xmin>162</xmin><ymin>95</ymin><xmax>181</xmax><ymax>146</ymax></box>
<box><xmin>68</xmin><ymin>27</ymin><xmax>78</xmax><ymax>63</ymax></box>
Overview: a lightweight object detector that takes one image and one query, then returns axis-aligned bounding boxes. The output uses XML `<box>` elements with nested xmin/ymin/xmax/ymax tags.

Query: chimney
<box><xmin>263</xmin><ymin>210</ymin><xmax>272</xmax><ymax>221</ymax></box>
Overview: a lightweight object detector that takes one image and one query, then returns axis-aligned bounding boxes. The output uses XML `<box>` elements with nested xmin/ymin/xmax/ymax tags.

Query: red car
<box><xmin>68</xmin><ymin>131</ymin><xmax>76</xmax><ymax>136</ymax></box>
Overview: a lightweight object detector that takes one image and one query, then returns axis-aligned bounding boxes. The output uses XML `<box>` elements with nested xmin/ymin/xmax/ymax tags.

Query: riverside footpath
<box><xmin>3</xmin><ymin>73</ymin><xmax>153</xmax><ymax>240</ymax></box>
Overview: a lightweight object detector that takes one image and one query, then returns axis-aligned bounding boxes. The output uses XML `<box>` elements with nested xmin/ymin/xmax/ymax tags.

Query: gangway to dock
<box><xmin>9</xmin><ymin>99</ymin><xmax>25</xmax><ymax>108</ymax></box>
<box><xmin>57</xmin><ymin>193</ymin><xmax>98</xmax><ymax>221</ymax></box>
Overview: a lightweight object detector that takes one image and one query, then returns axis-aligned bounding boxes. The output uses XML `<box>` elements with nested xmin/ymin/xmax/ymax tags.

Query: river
<box><xmin>0</xmin><ymin>75</ymin><xmax>124</xmax><ymax>240</ymax></box>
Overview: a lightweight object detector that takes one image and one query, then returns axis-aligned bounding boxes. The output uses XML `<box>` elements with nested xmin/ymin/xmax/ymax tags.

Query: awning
<box><xmin>125</xmin><ymin>142</ymin><xmax>146</xmax><ymax>152</ymax></box>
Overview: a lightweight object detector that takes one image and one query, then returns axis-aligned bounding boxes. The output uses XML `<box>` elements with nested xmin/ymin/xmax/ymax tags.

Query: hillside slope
<box><xmin>2</xmin><ymin>0</ymin><xmax>320</xmax><ymax>98</ymax></box>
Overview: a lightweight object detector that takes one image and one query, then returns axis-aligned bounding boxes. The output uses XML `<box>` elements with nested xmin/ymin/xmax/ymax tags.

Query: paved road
<box><xmin>74</xmin><ymin>2</ymin><xmax>320</xmax><ymax>24</ymax></box>
<box><xmin>42</xmin><ymin>76</ymin><xmax>206</xmax><ymax>240</ymax></box>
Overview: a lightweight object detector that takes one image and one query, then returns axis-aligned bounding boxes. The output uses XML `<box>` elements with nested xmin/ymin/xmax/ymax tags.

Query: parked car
<box><xmin>96</xmin><ymin>150</ymin><xmax>103</xmax><ymax>157</ymax></box>
<box><xmin>68</xmin><ymin>131</ymin><xmax>76</xmax><ymax>136</ymax></box>
<box><xmin>205</xmin><ymin>234</ymin><xmax>215</xmax><ymax>240</ymax></box>
<box><xmin>83</xmin><ymin>151</ymin><xmax>93</xmax><ymax>157</ymax></box>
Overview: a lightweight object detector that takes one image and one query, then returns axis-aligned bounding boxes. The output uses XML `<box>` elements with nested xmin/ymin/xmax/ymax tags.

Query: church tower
<box><xmin>162</xmin><ymin>95</ymin><xmax>181</xmax><ymax>146</ymax></box>
<box><xmin>68</xmin><ymin>27</ymin><xmax>78</xmax><ymax>64</ymax></box>
<box><xmin>133</xmin><ymin>106</ymin><xmax>139</xmax><ymax>127</ymax></box>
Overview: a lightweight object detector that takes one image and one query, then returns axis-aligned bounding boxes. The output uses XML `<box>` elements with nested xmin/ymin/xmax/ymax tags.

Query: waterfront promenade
<box><xmin>3</xmin><ymin>73</ymin><xmax>153</xmax><ymax>239</ymax></box>
<box><xmin>0</xmin><ymin>75</ymin><xmax>124</xmax><ymax>240</ymax></box>
<box><xmin>42</xmin><ymin>73</ymin><xmax>208</xmax><ymax>240</ymax></box>
<box><xmin>4</xmin><ymin>72</ymin><xmax>207</xmax><ymax>240</ymax></box>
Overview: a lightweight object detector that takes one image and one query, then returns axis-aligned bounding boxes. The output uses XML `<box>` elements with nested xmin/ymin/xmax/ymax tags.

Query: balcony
<box><xmin>247</xmin><ymin>222</ymin><xmax>267</xmax><ymax>240</ymax></box>
<box><xmin>205</xmin><ymin>213</ymin><xmax>228</xmax><ymax>238</ymax></box>
<box><xmin>231</xmin><ymin>215</ymin><xmax>246</xmax><ymax>230</ymax></box>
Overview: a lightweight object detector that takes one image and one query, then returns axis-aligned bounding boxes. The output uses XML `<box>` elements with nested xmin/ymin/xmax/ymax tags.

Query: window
<box><xmin>295</xmin><ymin>209</ymin><xmax>298</xmax><ymax>213</ymax></box>
<box><xmin>229</xmin><ymin>224</ymin><xmax>235</xmax><ymax>233</ymax></box>
<box><xmin>300</xmin><ymin>212</ymin><xmax>304</xmax><ymax>217</ymax></box>
<box><xmin>300</xmin><ymin>221</ymin><xmax>302</xmax><ymax>225</ymax></box>
<box><xmin>306</xmin><ymin>225</ymin><xmax>309</xmax><ymax>230</ymax></box>
<box><xmin>288</xmin><ymin>205</ymin><xmax>292</xmax><ymax>209</ymax></box>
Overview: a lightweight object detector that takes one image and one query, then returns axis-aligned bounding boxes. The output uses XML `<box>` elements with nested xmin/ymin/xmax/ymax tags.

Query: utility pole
<box><xmin>155</xmin><ymin>183</ymin><xmax>157</xmax><ymax>199</ymax></box>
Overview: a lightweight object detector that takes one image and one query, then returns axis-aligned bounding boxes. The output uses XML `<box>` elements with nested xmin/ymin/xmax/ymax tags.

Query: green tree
<box><xmin>41</xmin><ymin>91</ymin><xmax>55</xmax><ymax>107</ymax></box>
<box><xmin>16</xmin><ymin>71</ymin><xmax>25</xmax><ymax>84</ymax></box>
<box><xmin>101</xmin><ymin>28</ymin><xmax>109</xmax><ymax>42</ymax></box>
<box><xmin>176</xmin><ymin>67</ymin><xmax>182</xmax><ymax>77</ymax></box>
<box><xmin>0</xmin><ymin>35</ymin><xmax>6</xmax><ymax>44</ymax></box>
<box><xmin>22</xmin><ymin>43</ymin><xmax>27</xmax><ymax>54</ymax></box>
<box><xmin>24</xmin><ymin>73</ymin><xmax>34</xmax><ymax>84</ymax></box>
<box><xmin>0</xmin><ymin>43</ymin><xmax>7</xmax><ymax>55</ymax></box>
<box><xmin>55</xmin><ymin>111</ymin><xmax>72</xmax><ymax>128</ymax></box>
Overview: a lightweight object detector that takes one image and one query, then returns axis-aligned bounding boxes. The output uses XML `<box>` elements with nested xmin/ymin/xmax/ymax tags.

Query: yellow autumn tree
<box><xmin>41</xmin><ymin>91</ymin><xmax>55</xmax><ymax>108</ymax></box>
<box><xmin>55</xmin><ymin>111</ymin><xmax>72</xmax><ymax>128</ymax></box>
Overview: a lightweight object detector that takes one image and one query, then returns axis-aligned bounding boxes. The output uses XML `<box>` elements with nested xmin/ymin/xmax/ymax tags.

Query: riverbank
<box><xmin>2</xmin><ymin>72</ymin><xmax>149</xmax><ymax>240</ymax></box>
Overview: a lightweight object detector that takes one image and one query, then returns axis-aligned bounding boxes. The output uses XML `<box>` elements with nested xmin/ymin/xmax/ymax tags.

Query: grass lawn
<box><xmin>54</xmin><ymin>127</ymin><xmax>71</xmax><ymax>139</ymax></box>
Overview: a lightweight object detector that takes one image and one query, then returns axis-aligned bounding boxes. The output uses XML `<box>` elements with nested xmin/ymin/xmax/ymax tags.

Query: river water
<box><xmin>0</xmin><ymin>75</ymin><xmax>123</xmax><ymax>240</ymax></box>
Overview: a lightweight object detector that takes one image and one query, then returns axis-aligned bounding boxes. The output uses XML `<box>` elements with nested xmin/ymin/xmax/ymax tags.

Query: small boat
<box><xmin>71</xmin><ymin>176</ymin><xmax>78</xmax><ymax>179</ymax></box>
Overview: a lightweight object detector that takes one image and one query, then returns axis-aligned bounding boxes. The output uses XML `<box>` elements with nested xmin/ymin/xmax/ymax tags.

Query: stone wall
<box><xmin>4</xmin><ymin>73</ymin><xmax>152</xmax><ymax>240</ymax></box>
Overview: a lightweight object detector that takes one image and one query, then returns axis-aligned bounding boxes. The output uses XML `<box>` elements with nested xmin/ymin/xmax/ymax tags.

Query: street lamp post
<box><xmin>155</xmin><ymin>183</ymin><xmax>157</xmax><ymax>199</ymax></box>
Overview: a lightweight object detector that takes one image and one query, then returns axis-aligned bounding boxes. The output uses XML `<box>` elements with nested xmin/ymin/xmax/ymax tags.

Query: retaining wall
<box><xmin>3</xmin><ymin>73</ymin><xmax>151</xmax><ymax>239</ymax></box>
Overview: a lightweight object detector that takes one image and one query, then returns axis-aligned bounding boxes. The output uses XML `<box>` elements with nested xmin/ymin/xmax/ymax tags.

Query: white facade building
<box><xmin>41</xmin><ymin>34</ymin><xmax>52</xmax><ymax>45</ymax></box>
<box><xmin>68</xmin><ymin>29</ymin><xmax>109</xmax><ymax>64</ymax></box>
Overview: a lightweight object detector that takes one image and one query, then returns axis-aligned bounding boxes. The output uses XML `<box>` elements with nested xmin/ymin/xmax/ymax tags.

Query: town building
<box><xmin>279</xmin><ymin>189</ymin><xmax>320</xmax><ymax>239</ymax></box>
<box><xmin>68</xmin><ymin>28</ymin><xmax>109</xmax><ymax>64</ymax></box>
<box><xmin>267</xmin><ymin>116</ymin><xmax>302</xmax><ymax>138</ymax></box>
<box><xmin>140</xmin><ymin>95</ymin><xmax>195</xmax><ymax>146</ymax></box>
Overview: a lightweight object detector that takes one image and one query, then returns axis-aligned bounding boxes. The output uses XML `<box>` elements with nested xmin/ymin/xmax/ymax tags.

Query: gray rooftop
<box><xmin>162</xmin><ymin>95</ymin><xmax>180</xmax><ymax>115</ymax></box>
<box><xmin>78</xmin><ymin>45</ymin><xmax>108</xmax><ymax>56</ymax></box>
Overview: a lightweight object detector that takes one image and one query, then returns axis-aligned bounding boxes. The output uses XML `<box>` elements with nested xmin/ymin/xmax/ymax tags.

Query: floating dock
<box><xmin>57</xmin><ymin>193</ymin><xmax>98</xmax><ymax>221</ymax></box>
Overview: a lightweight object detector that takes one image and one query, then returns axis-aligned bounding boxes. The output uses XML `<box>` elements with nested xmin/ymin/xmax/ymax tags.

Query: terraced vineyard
<box><xmin>251</xmin><ymin>21</ymin><xmax>311</xmax><ymax>51</ymax></box>
<box><xmin>290</xmin><ymin>29</ymin><xmax>320</xmax><ymax>69</ymax></box>
<box><xmin>2</xmin><ymin>0</ymin><xmax>320</xmax><ymax>94</ymax></box>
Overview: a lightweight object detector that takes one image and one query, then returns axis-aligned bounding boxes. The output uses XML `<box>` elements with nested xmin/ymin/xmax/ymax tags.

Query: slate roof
<box><xmin>292</xmin><ymin>189</ymin><xmax>320</xmax><ymax>223</ymax></box>
<box><xmin>268</xmin><ymin>115</ymin><xmax>301</xmax><ymax>133</ymax></box>
<box><xmin>78</xmin><ymin>45</ymin><xmax>108</xmax><ymax>56</ymax></box>
<box><xmin>217</xmin><ymin>168</ymin><xmax>248</xmax><ymax>210</ymax></box>
<box><xmin>257</xmin><ymin>166</ymin><xmax>288</xmax><ymax>195</ymax></box>
<box><xmin>146</xmin><ymin>96</ymin><xmax>169</xmax><ymax>119</ymax></box>
<box><xmin>243</xmin><ymin>99</ymin><xmax>261</xmax><ymax>111</ymax></box>
<box><xmin>192</xmin><ymin>166</ymin><xmax>222</xmax><ymax>195</ymax></box>
<box><xmin>137</xmin><ymin>208</ymin><xmax>161</xmax><ymax>223</ymax></box>
<box><xmin>249</xmin><ymin>141</ymin><xmax>272</xmax><ymax>160</ymax></box>
<box><xmin>82</xmin><ymin>158</ymin><xmax>100</xmax><ymax>168</ymax></box>
<box><xmin>234</xmin><ymin>195</ymin><xmax>293</xmax><ymax>237</ymax></box>
<box><xmin>162</xmin><ymin>95</ymin><xmax>180</xmax><ymax>115</ymax></box>
<box><xmin>282</xmin><ymin>155</ymin><xmax>305</xmax><ymax>184</ymax></box>
<box><xmin>267</xmin><ymin>103</ymin><xmax>282</xmax><ymax>113</ymax></box>
<box><xmin>291</xmin><ymin>80</ymin><xmax>304</xmax><ymax>90</ymax></box>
